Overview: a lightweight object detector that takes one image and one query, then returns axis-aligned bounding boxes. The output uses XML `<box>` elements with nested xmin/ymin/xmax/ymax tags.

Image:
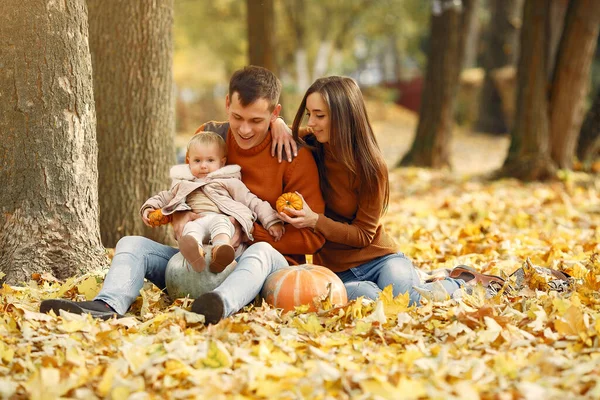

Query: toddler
<box><xmin>142</xmin><ymin>132</ymin><xmax>284</xmax><ymax>273</ymax></box>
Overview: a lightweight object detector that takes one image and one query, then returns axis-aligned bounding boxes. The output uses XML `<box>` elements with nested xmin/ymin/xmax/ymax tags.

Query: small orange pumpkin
<box><xmin>261</xmin><ymin>264</ymin><xmax>347</xmax><ymax>312</ymax></box>
<box><xmin>148</xmin><ymin>209</ymin><xmax>172</xmax><ymax>227</ymax></box>
<box><xmin>276</xmin><ymin>192</ymin><xmax>303</xmax><ymax>216</ymax></box>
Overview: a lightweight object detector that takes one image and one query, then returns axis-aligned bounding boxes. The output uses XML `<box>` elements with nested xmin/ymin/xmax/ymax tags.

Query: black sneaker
<box><xmin>190</xmin><ymin>292</ymin><xmax>225</xmax><ymax>325</ymax></box>
<box><xmin>40</xmin><ymin>299</ymin><xmax>122</xmax><ymax>320</ymax></box>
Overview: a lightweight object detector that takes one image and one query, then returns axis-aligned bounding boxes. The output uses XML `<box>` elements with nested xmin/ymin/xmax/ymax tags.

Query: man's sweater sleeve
<box><xmin>250</xmin><ymin>148</ymin><xmax>326</xmax><ymax>254</ymax></box>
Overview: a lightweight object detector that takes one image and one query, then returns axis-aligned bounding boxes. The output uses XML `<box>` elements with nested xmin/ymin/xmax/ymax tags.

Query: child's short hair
<box><xmin>187</xmin><ymin>131</ymin><xmax>227</xmax><ymax>158</ymax></box>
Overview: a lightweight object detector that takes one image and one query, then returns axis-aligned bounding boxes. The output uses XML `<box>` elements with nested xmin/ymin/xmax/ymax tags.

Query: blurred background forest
<box><xmin>173</xmin><ymin>0</ymin><xmax>600</xmax><ymax>172</ymax></box>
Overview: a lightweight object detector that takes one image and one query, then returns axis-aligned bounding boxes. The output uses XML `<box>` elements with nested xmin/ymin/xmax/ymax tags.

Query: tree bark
<box><xmin>475</xmin><ymin>0</ymin><xmax>523</xmax><ymax>134</ymax></box>
<box><xmin>549</xmin><ymin>0</ymin><xmax>600</xmax><ymax>169</ymax></box>
<box><xmin>0</xmin><ymin>0</ymin><xmax>107</xmax><ymax>284</ymax></box>
<box><xmin>88</xmin><ymin>0</ymin><xmax>175</xmax><ymax>248</ymax></box>
<box><xmin>547</xmin><ymin>0</ymin><xmax>569</xmax><ymax>78</ymax></box>
<box><xmin>247</xmin><ymin>0</ymin><xmax>277</xmax><ymax>72</ymax></box>
<box><xmin>577</xmin><ymin>89</ymin><xmax>600</xmax><ymax>167</ymax></box>
<box><xmin>499</xmin><ymin>0</ymin><xmax>556</xmax><ymax>181</ymax></box>
<box><xmin>398</xmin><ymin>0</ymin><xmax>473</xmax><ymax>168</ymax></box>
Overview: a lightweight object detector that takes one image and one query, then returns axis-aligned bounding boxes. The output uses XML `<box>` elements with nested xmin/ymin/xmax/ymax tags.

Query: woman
<box><xmin>277</xmin><ymin>76</ymin><xmax>503</xmax><ymax>304</ymax></box>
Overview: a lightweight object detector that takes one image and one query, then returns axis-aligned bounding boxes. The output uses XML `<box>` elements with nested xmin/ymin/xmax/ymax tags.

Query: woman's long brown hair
<box><xmin>292</xmin><ymin>76</ymin><xmax>389</xmax><ymax>214</ymax></box>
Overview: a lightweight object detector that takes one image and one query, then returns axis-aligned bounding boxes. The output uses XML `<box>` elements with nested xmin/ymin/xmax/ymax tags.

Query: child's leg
<box><xmin>179</xmin><ymin>219</ymin><xmax>211</xmax><ymax>272</ymax></box>
<box><xmin>208</xmin><ymin>215</ymin><xmax>236</xmax><ymax>273</ymax></box>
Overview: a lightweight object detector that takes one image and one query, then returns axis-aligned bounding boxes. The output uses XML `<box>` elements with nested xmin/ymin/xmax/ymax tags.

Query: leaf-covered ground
<box><xmin>2</xmin><ymin>168</ymin><xmax>600</xmax><ymax>399</ymax></box>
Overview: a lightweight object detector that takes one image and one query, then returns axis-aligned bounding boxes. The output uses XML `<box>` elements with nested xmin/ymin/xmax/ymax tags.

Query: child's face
<box><xmin>187</xmin><ymin>142</ymin><xmax>226</xmax><ymax>178</ymax></box>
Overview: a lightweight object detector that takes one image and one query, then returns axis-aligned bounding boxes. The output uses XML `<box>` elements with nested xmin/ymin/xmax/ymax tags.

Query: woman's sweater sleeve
<box><xmin>314</xmin><ymin>179</ymin><xmax>384</xmax><ymax>248</ymax></box>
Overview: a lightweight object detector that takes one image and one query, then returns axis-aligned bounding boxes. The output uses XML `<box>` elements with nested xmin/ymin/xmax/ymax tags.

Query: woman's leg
<box><xmin>95</xmin><ymin>236</ymin><xmax>179</xmax><ymax>314</ymax></box>
<box><xmin>335</xmin><ymin>269</ymin><xmax>382</xmax><ymax>301</ymax></box>
<box><xmin>371</xmin><ymin>253</ymin><xmax>424</xmax><ymax>305</ymax></box>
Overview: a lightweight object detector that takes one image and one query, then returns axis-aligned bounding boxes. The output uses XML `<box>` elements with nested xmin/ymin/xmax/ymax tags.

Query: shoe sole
<box><xmin>190</xmin><ymin>292</ymin><xmax>225</xmax><ymax>325</ymax></box>
<box><xmin>449</xmin><ymin>265</ymin><xmax>505</xmax><ymax>287</ymax></box>
<box><xmin>209</xmin><ymin>244</ymin><xmax>235</xmax><ymax>273</ymax></box>
<box><xmin>39</xmin><ymin>299</ymin><xmax>119</xmax><ymax>320</ymax></box>
<box><xmin>179</xmin><ymin>235</ymin><xmax>206</xmax><ymax>272</ymax></box>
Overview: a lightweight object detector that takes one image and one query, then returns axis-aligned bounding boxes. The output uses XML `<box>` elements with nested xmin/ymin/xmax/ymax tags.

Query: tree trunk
<box><xmin>475</xmin><ymin>0</ymin><xmax>523</xmax><ymax>134</ymax></box>
<box><xmin>577</xmin><ymin>89</ymin><xmax>600</xmax><ymax>167</ymax></box>
<box><xmin>398</xmin><ymin>0</ymin><xmax>472</xmax><ymax>168</ymax></box>
<box><xmin>247</xmin><ymin>0</ymin><xmax>277</xmax><ymax>72</ymax></box>
<box><xmin>462</xmin><ymin>0</ymin><xmax>481</xmax><ymax>69</ymax></box>
<box><xmin>499</xmin><ymin>0</ymin><xmax>556</xmax><ymax>181</ymax></box>
<box><xmin>283</xmin><ymin>0</ymin><xmax>309</xmax><ymax>92</ymax></box>
<box><xmin>547</xmin><ymin>0</ymin><xmax>569</xmax><ymax>78</ymax></box>
<box><xmin>88</xmin><ymin>0</ymin><xmax>175</xmax><ymax>248</ymax></box>
<box><xmin>0</xmin><ymin>0</ymin><xmax>107</xmax><ymax>284</ymax></box>
<box><xmin>549</xmin><ymin>0</ymin><xmax>600</xmax><ymax>169</ymax></box>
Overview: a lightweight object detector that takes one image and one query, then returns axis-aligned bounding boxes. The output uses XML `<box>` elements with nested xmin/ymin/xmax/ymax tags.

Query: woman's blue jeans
<box><xmin>95</xmin><ymin>236</ymin><xmax>288</xmax><ymax>316</ymax></box>
<box><xmin>335</xmin><ymin>252</ymin><xmax>464</xmax><ymax>305</ymax></box>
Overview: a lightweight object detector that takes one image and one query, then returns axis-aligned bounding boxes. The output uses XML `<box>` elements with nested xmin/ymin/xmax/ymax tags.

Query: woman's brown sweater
<box><xmin>313</xmin><ymin>147</ymin><xmax>398</xmax><ymax>272</ymax></box>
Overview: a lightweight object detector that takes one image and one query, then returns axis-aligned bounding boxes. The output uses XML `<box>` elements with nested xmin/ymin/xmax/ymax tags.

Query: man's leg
<box><xmin>191</xmin><ymin>242</ymin><xmax>289</xmax><ymax>324</ymax></box>
<box><xmin>40</xmin><ymin>236</ymin><xmax>178</xmax><ymax>318</ymax></box>
<box><xmin>96</xmin><ymin>236</ymin><xmax>179</xmax><ymax>314</ymax></box>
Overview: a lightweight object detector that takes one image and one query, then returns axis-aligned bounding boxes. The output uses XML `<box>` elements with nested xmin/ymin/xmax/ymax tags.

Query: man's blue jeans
<box><xmin>96</xmin><ymin>236</ymin><xmax>288</xmax><ymax>316</ymax></box>
<box><xmin>336</xmin><ymin>252</ymin><xmax>464</xmax><ymax>305</ymax></box>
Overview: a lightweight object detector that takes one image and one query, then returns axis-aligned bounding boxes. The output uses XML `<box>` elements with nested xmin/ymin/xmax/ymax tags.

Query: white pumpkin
<box><xmin>165</xmin><ymin>245</ymin><xmax>237</xmax><ymax>299</ymax></box>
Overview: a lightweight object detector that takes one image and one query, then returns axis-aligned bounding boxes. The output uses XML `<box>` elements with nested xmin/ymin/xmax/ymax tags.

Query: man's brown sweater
<box><xmin>196</xmin><ymin>122</ymin><xmax>325</xmax><ymax>265</ymax></box>
<box><xmin>313</xmin><ymin>146</ymin><xmax>398</xmax><ymax>272</ymax></box>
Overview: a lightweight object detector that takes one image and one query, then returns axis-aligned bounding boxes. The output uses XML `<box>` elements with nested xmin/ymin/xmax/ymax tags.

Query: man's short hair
<box><xmin>229</xmin><ymin>65</ymin><xmax>282</xmax><ymax>111</ymax></box>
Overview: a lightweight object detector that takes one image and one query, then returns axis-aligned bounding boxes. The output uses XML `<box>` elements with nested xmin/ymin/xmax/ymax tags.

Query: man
<box><xmin>40</xmin><ymin>66</ymin><xmax>325</xmax><ymax>323</ymax></box>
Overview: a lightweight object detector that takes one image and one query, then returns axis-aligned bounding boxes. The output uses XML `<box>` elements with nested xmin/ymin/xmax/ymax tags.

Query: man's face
<box><xmin>226</xmin><ymin>92</ymin><xmax>280</xmax><ymax>150</ymax></box>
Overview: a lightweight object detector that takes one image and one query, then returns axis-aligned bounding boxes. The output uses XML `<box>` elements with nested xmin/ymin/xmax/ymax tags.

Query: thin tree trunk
<box><xmin>283</xmin><ymin>0</ymin><xmax>309</xmax><ymax>92</ymax></box>
<box><xmin>398</xmin><ymin>0</ymin><xmax>473</xmax><ymax>168</ymax></box>
<box><xmin>247</xmin><ymin>0</ymin><xmax>277</xmax><ymax>72</ymax></box>
<box><xmin>499</xmin><ymin>0</ymin><xmax>556</xmax><ymax>180</ymax></box>
<box><xmin>547</xmin><ymin>0</ymin><xmax>569</xmax><ymax>78</ymax></box>
<box><xmin>88</xmin><ymin>0</ymin><xmax>175</xmax><ymax>248</ymax></box>
<box><xmin>0</xmin><ymin>0</ymin><xmax>107</xmax><ymax>284</ymax></box>
<box><xmin>462</xmin><ymin>0</ymin><xmax>480</xmax><ymax>69</ymax></box>
<box><xmin>475</xmin><ymin>0</ymin><xmax>523</xmax><ymax>134</ymax></box>
<box><xmin>549</xmin><ymin>0</ymin><xmax>600</xmax><ymax>169</ymax></box>
<box><xmin>577</xmin><ymin>90</ymin><xmax>600</xmax><ymax>167</ymax></box>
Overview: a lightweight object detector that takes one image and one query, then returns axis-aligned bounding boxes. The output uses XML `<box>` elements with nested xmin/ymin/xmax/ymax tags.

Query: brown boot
<box><xmin>178</xmin><ymin>235</ymin><xmax>206</xmax><ymax>272</ymax></box>
<box><xmin>209</xmin><ymin>243</ymin><xmax>235</xmax><ymax>273</ymax></box>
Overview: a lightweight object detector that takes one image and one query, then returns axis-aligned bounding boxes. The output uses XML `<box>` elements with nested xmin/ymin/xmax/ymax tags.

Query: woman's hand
<box><xmin>270</xmin><ymin>117</ymin><xmax>298</xmax><ymax>163</ymax></box>
<box><xmin>278</xmin><ymin>192</ymin><xmax>319</xmax><ymax>229</ymax></box>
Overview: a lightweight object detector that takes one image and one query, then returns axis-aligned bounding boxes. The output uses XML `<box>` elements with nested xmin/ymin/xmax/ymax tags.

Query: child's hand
<box><xmin>142</xmin><ymin>208</ymin><xmax>154</xmax><ymax>227</ymax></box>
<box><xmin>268</xmin><ymin>223</ymin><xmax>285</xmax><ymax>241</ymax></box>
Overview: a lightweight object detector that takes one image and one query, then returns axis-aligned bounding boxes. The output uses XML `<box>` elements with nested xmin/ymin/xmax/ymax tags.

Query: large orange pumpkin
<box><xmin>261</xmin><ymin>264</ymin><xmax>347</xmax><ymax>312</ymax></box>
<box><xmin>276</xmin><ymin>192</ymin><xmax>303</xmax><ymax>216</ymax></box>
<box><xmin>148</xmin><ymin>209</ymin><xmax>172</xmax><ymax>227</ymax></box>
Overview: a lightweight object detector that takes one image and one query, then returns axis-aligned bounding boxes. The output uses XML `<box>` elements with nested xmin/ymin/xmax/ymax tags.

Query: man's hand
<box><xmin>171</xmin><ymin>211</ymin><xmax>200</xmax><ymax>240</ymax></box>
<box><xmin>270</xmin><ymin>117</ymin><xmax>298</xmax><ymax>163</ymax></box>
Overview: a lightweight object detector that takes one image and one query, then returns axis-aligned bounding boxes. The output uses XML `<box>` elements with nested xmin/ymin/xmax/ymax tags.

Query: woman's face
<box><xmin>305</xmin><ymin>92</ymin><xmax>331</xmax><ymax>143</ymax></box>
